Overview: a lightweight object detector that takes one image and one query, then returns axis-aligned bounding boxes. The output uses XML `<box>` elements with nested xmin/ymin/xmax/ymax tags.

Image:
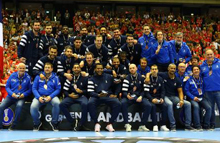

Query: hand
<box><xmin>194</xmin><ymin>97</ymin><xmax>200</xmax><ymax>102</ymax></box>
<box><xmin>0</xmin><ymin>92</ymin><xmax>2</xmax><ymax>97</ymax></box>
<box><xmin>107</xmin><ymin>34</ymin><xmax>112</xmax><ymax>39</ymax></box>
<box><xmin>39</xmin><ymin>97</ymin><xmax>45</xmax><ymax>103</ymax></box>
<box><xmin>20</xmin><ymin>57</ymin><xmax>26</xmax><ymax>63</ymax></box>
<box><xmin>19</xmin><ymin>94</ymin><xmax>24</xmax><ymax>99</ymax></box>
<box><xmin>75</xmin><ymin>88</ymin><xmax>83</xmax><ymax>94</ymax></box>
<box><xmin>79</xmin><ymin>61</ymin><xmax>84</xmax><ymax>68</ymax></box>
<box><xmin>46</xmin><ymin>96</ymin><xmax>52</xmax><ymax>102</ymax></box>
<box><xmin>136</xmin><ymin>96</ymin><xmax>142</xmax><ymax>102</ymax></box>
<box><xmin>40</xmin><ymin>74</ymin><xmax>46</xmax><ymax>80</ymax></box>
<box><xmin>109</xmin><ymin>94</ymin><xmax>117</xmax><ymax>98</ymax></box>
<box><xmin>72</xmin><ymin>53</ymin><xmax>78</xmax><ymax>59</ymax></box>
<box><xmin>152</xmin><ymin>98</ymin><xmax>158</xmax><ymax>104</ymax></box>
<box><xmin>64</xmin><ymin>73</ymin><xmax>73</xmax><ymax>81</ymax></box>
<box><xmin>179</xmin><ymin>100</ymin><xmax>184</xmax><ymax>108</ymax></box>
<box><xmin>160</xmin><ymin>98</ymin><xmax>164</xmax><ymax>104</ymax></box>
<box><xmin>155</xmin><ymin>45</ymin><xmax>161</xmax><ymax>54</ymax></box>
<box><xmin>81</xmin><ymin>71</ymin><xmax>88</xmax><ymax>77</ymax></box>
<box><xmin>69</xmin><ymin>93</ymin><xmax>79</xmax><ymax>99</ymax></box>
<box><xmin>112</xmin><ymin>70</ymin><xmax>117</xmax><ymax>78</ymax></box>
<box><xmin>106</xmin><ymin>65</ymin><xmax>112</xmax><ymax>70</ymax></box>
<box><xmin>133</xmin><ymin>39</ymin><xmax>138</xmax><ymax>44</ymax></box>
<box><xmin>127</xmin><ymin>93</ymin><xmax>134</xmax><ymax>100</ymax></box>
<box><xmin>98</xmin><ymin>92</ymin><xmax>108</xmax><ymax>97</ymax></box>
<box><xmin>183</xmin><ymin>76</ymin><xmax>190</xmax><ymax>82</ymax></box>
<box><xmin>12</xmin><ymin>93</ymin><xmax>18</xmax><ymax>99</ymax></box>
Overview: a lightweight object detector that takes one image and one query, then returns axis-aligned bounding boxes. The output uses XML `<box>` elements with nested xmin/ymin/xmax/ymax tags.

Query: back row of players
<box><xmin>1</xmin><ymin>21</ymin><xmax>219</xmax><ymax>132</ymax></box>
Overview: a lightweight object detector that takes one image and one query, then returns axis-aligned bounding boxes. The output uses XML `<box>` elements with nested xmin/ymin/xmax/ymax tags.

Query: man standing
<box><xmin>169</xmin><ymin>32</ymin><xmax>192</xmax><ymax>64</ymax></box>
<box><xmin>138</xmin><ymin>25</ymin><xmax>156</xmax><ymax>66</ymax></box>
<box><xmin>87</xmin><ymin>35</ymin><xmax>108</xmax><ymax>67</ymax></box>
<box><xmin>87</xmin><ymin>63</ymin><xmax>121</xmax><ymax>132</ymax></box>
<box><xmin>119</xmin><ymin>34</ymin><xmax>142</xmax><ymax>65</ymax></box>
<box><xmin>31</xmin><ymin>62</ymin><xmax>61</xmax><ymax>131</ymax></box>
<box><xmin>39</xmin><ymin>23</ymin><xmax>57</xmax><ymax>57</ymax></box>
<box><xmin>56</xmin><ymin>25</ymin><xmax>70</xmax><ymax>56</ymax></box>
<box><xmin>0</xmin><ymin>63</ymin><xmax>32</xmax><ymax>130</ymax></box>
<box><xmin>60</xmin><ymin>63</ymin><xmax>89</xmax><ymax>131</ymax></box>
<box><xmin>18</xmin><ymin>21</ymin><xmax>41</xmax><ymax>77</ymax></box>
<box><xmin>200</xmin><ymin>49</ymin><xmax>220</xmax><ymax>130</ymax></box>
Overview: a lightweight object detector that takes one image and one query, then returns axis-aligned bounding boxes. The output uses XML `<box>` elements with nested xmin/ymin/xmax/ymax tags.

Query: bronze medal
<box><xmin>198</xmin><ymin>88</ymin><xmax>202</xmax><ymax>95</ymax></box>
<box><xmin>18</xmin><ymin>85</ymin><xmax>22</xmax><ymax>90</ymax></box>
<box><xmin>145</xmin><ymin>45</ymin><xmax>148</xmax><ymax>49</ymax></box>
<box><xmin>74</xmin><ymin>84</ymin><xmax>77</xmax><ymax>89</ymax></box>
<box><xmin>133</xmin><ymin>86</ymin><xmax>137</xmax><ymax>92</ymax></box>
<box><xmin>44</xmin><ymin>84</ymin><xmax>48</xmax><ymax>90</ymax></box>
<box><xmin>209</xmin><ymin>70</ymin><xmax>212</xmax><ymax>76</ymax></box>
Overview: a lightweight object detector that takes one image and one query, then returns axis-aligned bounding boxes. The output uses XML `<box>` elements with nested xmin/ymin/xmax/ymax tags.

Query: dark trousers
<box><xmin>121</xmin><ymin>97</ymin><xmax>152</xmax><ymax>125</ymax></box>
<box><xmin>150</xmin><ymin>102</ymin><xmax>168</xmax><ymax>126</ymax></box>
<box><xmin>88</xmin><ymin>97</ymin><xmax>121</xmax><ymax>124</ymax></box>
<box><xmin>60</xmin><ymin>96</ymin><xmax>88</xmax><ymax>125</ymax></box>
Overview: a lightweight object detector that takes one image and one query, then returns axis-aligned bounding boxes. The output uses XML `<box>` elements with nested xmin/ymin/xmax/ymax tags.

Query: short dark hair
<box><xmin>45</xmin><ymin>62</ymin><xmax>53</xmax><ymax>68</ymax></box>
<box><xmin>85</xmin><ymin>52</ymin><xmax>94</xmax><ymax>58</ymax></box>
<box><xmin>74</xmin><ymin>36</ymin><xmax>82</xmax><ymax>41</ymax></box>
<box><xmin>191</xmin><ymin>56</ymin><xmax>200</xmax><ymax>62</ymax></box>
<box><xmin>151</xmin><ymin>64</ymin><xmax>158</xmax><ymax>69</ymax></box>
<box><xmin>140</xmin><ymin>57</ymin><xmax>147</xmax><ymax>63</ymax></box>
<box><xmin>49</xmin><ymin>45</ymin><xmax>58</xmax><ymax>50</ymax></box>
<box><xmin>95</xmin><ymin>63</ymin><xmax>103</xmax><ymax>69</ymax></box>
<box><xmin>65</xmin><ymin>45</ymin><xmax>72</xmax><ymax>51</ymax></box>
<box><xmin>192</xmin><ymin>65</ymin><xmax>200</xmax><ymax>72</ymax></box>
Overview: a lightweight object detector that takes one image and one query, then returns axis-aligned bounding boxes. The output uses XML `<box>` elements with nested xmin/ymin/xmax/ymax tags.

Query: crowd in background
<box><xmin>1</xmin><ymin>8</ymin><xmax>220</xmax><ymax>99</ymax></box>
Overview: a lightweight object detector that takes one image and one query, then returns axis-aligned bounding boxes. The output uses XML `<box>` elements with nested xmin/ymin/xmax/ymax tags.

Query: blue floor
<box><xmin>0</xmin><ymin>129</ymin><xmax>220</xmax><ymax>142</ymax></box>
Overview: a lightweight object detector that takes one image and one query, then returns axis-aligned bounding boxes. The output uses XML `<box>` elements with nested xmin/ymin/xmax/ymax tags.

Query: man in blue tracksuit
<box><xmin>151</xmin><ymin>31</ymin><xmax>174</xmax><ymax>72</ymax></box>
<box><xmin>184</xmin><ymin>65</ymin><xmax>211</xmax><ymax>131</ymax></box>
<box><xmin>18</xmin><ymin>21</ymin><xmax>41</xmax><ymax>77</ymax></box>
<box><xmin>87</xmin><ymin>63</ymin><xmax>121</xmax><ymax>132</ymax></box>
<box><xmin>169</xmin><ymin>32</ymin><xmax>192</xmax><ymax>65</ymax></box>
<box><xmin>121</xmin><ymin>64</ymin><xmax>151</xmax><ymax>132</ymax></box>
<box><xmin>137</xmin><ymin>57</ymin><xmax>150</xmax><ymax>78</ymax></box>
<box><xmin>107</xmin><ymin>28</ymin><xmax>126</xmax><ymax>58</ymax></box>
<box><xmin>200</xmin><ymin>49</ymin><xmax>220</xmax><ymax>130</ymax></box>
<box><xmin>138</xmin><ymin>25</ymin><xmax>157</xmax><ymax>66</ymax></box>
<box><xmin>38</xmin><ymin>23</ymin><xmax>57</xmax><ymax>57</ymax></box>
<box><xmin>119</xmin><ymin>34</ymin><xmax>142</xmax><ymax>65</ymax></box>
<box><xmin>0</xmin><ymin>63</ymin><xmax>32</xmax><ymax>130</ymax></box>
<box><xmin>86</xmin><ymin>35</ymin><xmax>109</xmax><ymax>67</ymax></box>
<box><xmin>31</xmin><ymin>62</ymin><xmax>61</xmax><ymax>131</ymax></box>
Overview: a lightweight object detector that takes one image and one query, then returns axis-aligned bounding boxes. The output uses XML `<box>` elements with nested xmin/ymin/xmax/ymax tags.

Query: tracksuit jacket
<box><xmin>169</xmin><ymin>40</ymin><xmax>192</xmax><ymax>64</ymax></box>
<box><xmin>6</xmin><ymin>72</ymin><xmax>32</xmax><ymax>99</ymax></box>
<box><xmin>32</xmin><ymin>72</ymin><xmax>61</xmax><ymax>99</ymax></box>
<box><xmin>200</xmin><ymin>58</ymin><xmax>220</xmax><ymax>92</ymax></box>
<box><xmin>138</xmin><ymin>32</ymin><xmax>157</xmax><ymax>66</ymax></box>
<box><xmin>38</xmin><ymin>35</ymin><xmax>57</xmax><ymax>57</ymax></box>
<box><xmin>108</xmin><ymin>36</ymin><xmax>126</xmax><ymax>57</ymax></box>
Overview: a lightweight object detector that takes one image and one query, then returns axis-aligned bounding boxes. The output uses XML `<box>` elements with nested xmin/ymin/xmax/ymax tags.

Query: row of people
<box><xmin>0</xmin><ymin>49</ymin><xmax>217</xmax><ymax>132</ymax></box>
<box><xmin>18</xmin><ymin>21</ymin><xmax>192</xmax><ymax>78</ymax></box>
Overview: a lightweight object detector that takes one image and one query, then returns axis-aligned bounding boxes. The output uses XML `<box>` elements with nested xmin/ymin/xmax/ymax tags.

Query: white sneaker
<box><xmin>124</xmin><ymin>124</ymin><xmax>132</xmax><ymax>132</ymax></box>
<box><xmin>160</xmin><ymin>125</ymin><xmax>170</xmax><ymax>132</ymax></box>
<box><xmin>106</xmin><ymin>124</ymin><xmax>115</xmax><ymax>132</ymax></box>
<box><xmin>94</xmin><ymin>123</ymin><xmax>101</xmax><ymax>132</ymax></box>
<box><xmin>153</xmin><ymin>125</ymin><xmax>158</xmax><ymax>132</ymax></box>
<box><xmin>138</xmin><ymin>125</ymin><xmax>149</xmax><ymax>132</ymax></box>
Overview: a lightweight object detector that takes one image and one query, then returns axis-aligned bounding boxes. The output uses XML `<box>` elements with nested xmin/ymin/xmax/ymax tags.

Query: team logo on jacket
<box><xmin>3</xmin><ymin>108</ymin><xmax>14</xmax><ymax>126</ymax></box>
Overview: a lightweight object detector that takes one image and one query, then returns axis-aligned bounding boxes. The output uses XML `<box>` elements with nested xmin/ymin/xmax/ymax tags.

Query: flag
<box><xmin>0</xmin><ymin>0</ymin><xmax>4</xmax><ymax>78</ymax></box>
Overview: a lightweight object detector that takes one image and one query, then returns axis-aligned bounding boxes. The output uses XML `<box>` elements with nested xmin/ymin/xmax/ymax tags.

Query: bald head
<box><xmin>178</xmin><ymin>63</ymin><xmax>186</xmax><ymax>74</ymax></box>
<box><xmin>205</xmin><ymin>49</ymin><xmax>214</xmax><ymax>63</ymax></box>
<box><xmin>17</xmin><ymin>63</ymin><xmax>26</xmax><ymax>76</ymax></box>
<box><xmin>129</xmin><ymin>64</ymin><xmax>137</xmax><ymax>75</ymax></box>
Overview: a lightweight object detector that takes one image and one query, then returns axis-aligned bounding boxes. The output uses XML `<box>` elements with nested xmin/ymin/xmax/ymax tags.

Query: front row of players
<box><xmin>0</xmin><ymin>62</ymin><xmax>212</xmax><ymax>132</ymax></box>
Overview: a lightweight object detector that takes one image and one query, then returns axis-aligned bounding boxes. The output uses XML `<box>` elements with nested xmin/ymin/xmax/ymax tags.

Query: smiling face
<box><xmin>95</xmin><ymin>64</ymin><xmax>104</xmax><ymax>76</ymax></box>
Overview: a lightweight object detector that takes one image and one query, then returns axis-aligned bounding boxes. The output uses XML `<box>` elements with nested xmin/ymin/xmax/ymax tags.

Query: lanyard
<box><xmin>130</xmin><ymin>74</ymin><xmax>138</xmax><ymax>84</ymax></box>
<box><xmin>192</xmin><ymin>76</ymin><xmax>202</xmax><ymax>89</ymax></box>
<box><xmin>73</xmin><ymin>75</ymin><xmax>80</xmax><ymax>84</ymax></box>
